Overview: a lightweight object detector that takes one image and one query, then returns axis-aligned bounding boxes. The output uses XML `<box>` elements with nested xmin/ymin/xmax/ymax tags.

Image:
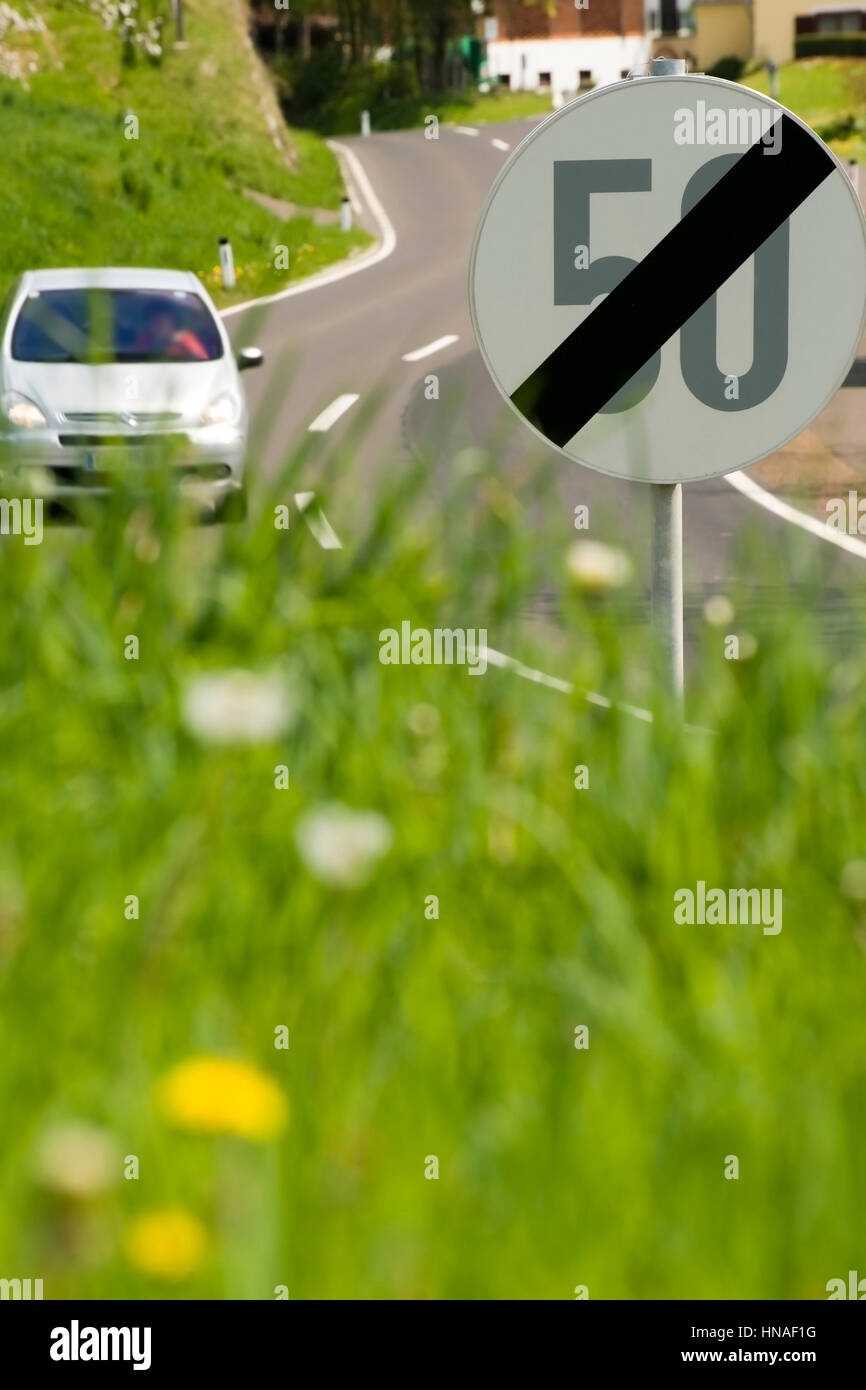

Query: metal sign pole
<box><xmin>646</xmin><ymin>57</ymin><xmax>686</xmax><ymax>706</ymax></box>
<box><xmin>651</xmin><ymin>482</ymin><xmax>684</xmax><ymax>702</ymax></box>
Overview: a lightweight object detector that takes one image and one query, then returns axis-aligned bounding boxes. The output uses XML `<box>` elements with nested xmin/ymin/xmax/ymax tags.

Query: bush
<box><xmin>795</xmin><ymin>34</ymin><xmax>866</xmax><ymax>60</ymax></box>
<box><xmin>276</xmin><ymin>49</ymin><xmax>424</xmax><ymax>133</ymax></box>
<box><xmin>816</xmin><ymin>112</ymin><xmax>861</xmax><ymax>143</ymax></box>
<box><xmin>708</xmin><ymin>55</ymin><xmax>745</xmax><ymax>82</ymax></box>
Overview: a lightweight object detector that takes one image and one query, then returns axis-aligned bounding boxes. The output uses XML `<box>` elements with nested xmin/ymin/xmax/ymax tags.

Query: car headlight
<box><xmin>200</xmin><ymin>393</ymin><xmax>241</xmax><ymax>428</ymax></box>
<box><xmin>2</xmin><ymin>393</ymin><xmax>47</xmax><ymax>429</ymax></box>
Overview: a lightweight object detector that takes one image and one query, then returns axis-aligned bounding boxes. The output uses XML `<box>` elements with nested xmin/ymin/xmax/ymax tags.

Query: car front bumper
<box><xmin>0</xmin><ymin>425</ymin><xmax>246</xmax><ymax>501</ymax></box>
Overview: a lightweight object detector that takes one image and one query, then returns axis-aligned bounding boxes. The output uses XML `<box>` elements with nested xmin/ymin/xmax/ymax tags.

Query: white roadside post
<box><xmin>469</xmin><ymin>61</ymin><xmax>866</xmax><ymax>712</ymax></box>
<box><xmin>768</xmin><ymin>61</ymin><xmax>779</xmax><ymax>102</ymax></box>
<box><xmin>361</xmin><ymin>110</ymin><xmax>371</xmax><ymax>137</ymax></box>
<box><xmin>218</xmin><ymin>237</ymin><xmax>236</xmax><ymax>290</ymax></box>
<box><xmin>340</xmin><ymin>196</ymin><xmax>353</xmax><ymax>232</ymax></box>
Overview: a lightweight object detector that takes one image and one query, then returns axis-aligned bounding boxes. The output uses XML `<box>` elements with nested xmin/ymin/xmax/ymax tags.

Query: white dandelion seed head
<box><xmin>181</xmin><ymin>670</ymin><xmax>293</xmax><ymax>745</ymax></box>
<box><xmin>295</xmin><ymin>803</ymin><xmax>393</xmax><ymax>889</ymax></box>
<box><xmin>565</xmin><ymin>539</ymin><xmax>633</xmax><ymax>592</ymax></box>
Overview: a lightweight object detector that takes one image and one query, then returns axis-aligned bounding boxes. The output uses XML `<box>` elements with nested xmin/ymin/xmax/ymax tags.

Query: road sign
<box><xmin>469</xmin><ymin>76</ymin><xmax>866</xmax><ymax>484</ymax></box>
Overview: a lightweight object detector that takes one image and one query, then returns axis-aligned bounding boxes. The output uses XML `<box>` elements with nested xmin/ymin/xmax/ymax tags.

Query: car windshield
<box><xmin>10</xmin><ymin>288</ymin><xmax>224</xmax><ymax>364</ymax></box>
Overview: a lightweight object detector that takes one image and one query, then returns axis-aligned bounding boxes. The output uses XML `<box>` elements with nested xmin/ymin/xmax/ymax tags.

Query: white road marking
<box><xmin>482</xmin><ymin>645</ymin><xmax>712</xmax><ymax>733</ymax></box>
<box><xmin>491</xmin><ymin>138</ymin><xmax>510</xmax><ymax>151</ymax></box>
<box><xmin>294</xmin><ymin>492</ymin><xmax>343</xmax><ymax>549</ymax></box>
<box><xmin>401</xmin><ymin>334</ymin><xmax>459</xmax><ymax>362</ymax></box>
<box><xmin>454</xmin><ymin>125</ymin><xmax>479</xmax><ymax>136</ymax></box>
<box><xmin>220</xmin><ymin>141</ymin><xmax>397</xmax><ymax>320</ymax></box>
<box><xmin>483</xmin><ymin>646</ymin><xmax>653</xmax><ymax>722</ymax></box>
<box><xmin>725</xmin><ymin>469</ymin><xmax>866</xmax><ymax>560</ymax></box>
<box><xmin>308</xmin><ymin>393</ymin><xmax>359</xmax><ymax>433</ymax></box>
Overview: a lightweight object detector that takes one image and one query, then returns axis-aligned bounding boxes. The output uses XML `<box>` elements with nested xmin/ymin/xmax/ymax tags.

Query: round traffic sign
<box><xmin>469</xmin><ymin>76</ymin><xmax>866</xmax><ymax>484</ymax></box>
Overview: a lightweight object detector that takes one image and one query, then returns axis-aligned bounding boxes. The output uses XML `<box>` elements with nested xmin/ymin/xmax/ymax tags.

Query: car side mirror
<box><xmin>237</xmin><ymin>347</ymin><xmax>263</xmax><ymax>371</ymax></box>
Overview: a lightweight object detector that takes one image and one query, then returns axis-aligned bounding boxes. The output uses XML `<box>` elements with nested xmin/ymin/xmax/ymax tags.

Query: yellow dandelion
<box><xmin>156</xmin><ymin>1056</ymin><xmax>288</xmax><ymax>1141</ymax></box>
<box><xmin>125</xmin><ymin>1209</ymin><xmax>206</xmax><ymax>1281</ymax></box>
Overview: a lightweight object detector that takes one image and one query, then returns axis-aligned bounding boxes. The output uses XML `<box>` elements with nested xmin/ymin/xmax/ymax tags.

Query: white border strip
<box><xmin>483</xmin><ymin>645</ymin><xmax>654</xmax><ymax>723</ymax></box>
<box><xmin>308</xmin><ymin>393</ymin><xmax>359</xmax><ymax>433</ymax></box>
<box><xmin>725</xmin><ymin>470</ymin><xmax>866</xmax><ymax>560</ymax></box>
<box><xmin>220</xmin><ymin>141</ymin><xmax>397</xmax><ymax>320</ymax></box>
<box><xmin>401</xmin><ymin>334</ymin><xmax>459</xmax><ymax>362</ymax></box>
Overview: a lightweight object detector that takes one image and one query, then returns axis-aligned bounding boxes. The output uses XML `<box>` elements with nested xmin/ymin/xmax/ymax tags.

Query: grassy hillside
<box><xmin>745</xmin><ymin>58</ymin><xmax>866</xmax><ymax>163</ymax></box>
<box><xmin>0</xmin><ymin>0</ymin><xmax>368</xmax><ymax>308</ymax></box>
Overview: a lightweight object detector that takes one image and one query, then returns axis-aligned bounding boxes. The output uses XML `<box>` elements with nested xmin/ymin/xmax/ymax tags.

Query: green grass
<box><xmin>744</xmin><ymin>58</ymin><xmax>866</xmax><ymax>163</ymax></box>
<box><xmin>358</xmin><ymin>87</ymin><xmax>552</xmax><ymax>134</ymax></box>
<box><xmin>0</xmin><ymin>402</ymin><xmax>865</xmax><ymax>1299</ymax></box>
<box><xmin>0</xmin><ymin>0</ymin><xmax>369</xmax><ymax>309</ymax></box>
<box><xmin>420</xmin><ymin>88</ymin><xmax>553</xmax><ymax>126</ymax></box>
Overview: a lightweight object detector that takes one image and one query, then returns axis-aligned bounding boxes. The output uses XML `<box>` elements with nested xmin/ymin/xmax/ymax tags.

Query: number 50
<box><xmin>553</xmin><ymin>157</ymin><xmax>790</xmax><ymax>412</ymax></box>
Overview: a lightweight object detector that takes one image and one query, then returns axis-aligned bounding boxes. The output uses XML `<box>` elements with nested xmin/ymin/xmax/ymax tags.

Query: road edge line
<box><xmin>220</xmin><ymin>141</ymin><xmax>397</xmax><ymax>320</ymax></box>
<box><xmin>725</xmin><ymin>469</ymin><xmax>866</xmax><ymax>559</ymax></box>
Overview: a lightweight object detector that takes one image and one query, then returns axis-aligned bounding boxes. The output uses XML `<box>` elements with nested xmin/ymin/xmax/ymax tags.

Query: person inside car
<box><xmin>133</xmin><ymin>304</ymin><xmax>210</xmax><ymax>362</ymax></box>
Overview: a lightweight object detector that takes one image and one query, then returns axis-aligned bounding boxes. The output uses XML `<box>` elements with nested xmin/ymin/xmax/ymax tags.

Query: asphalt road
<box><xmin>229</xmin><ymin>118</ymin><xmax>866</xmax><ymax>641</ymax></box>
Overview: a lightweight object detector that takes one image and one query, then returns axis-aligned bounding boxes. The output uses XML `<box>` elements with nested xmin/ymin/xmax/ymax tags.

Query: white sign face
<box><xmin>469</xmin><ymin>76</ymin><xmax>866</xmax><ymax>483</ymax></box>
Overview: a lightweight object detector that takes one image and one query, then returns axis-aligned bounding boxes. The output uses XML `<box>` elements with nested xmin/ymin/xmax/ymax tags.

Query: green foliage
<box><xmin>708</xmin><ymin>56</ymin><xmax>745</xmax><ymax>83</ymax></box>
<box><xmin>815</xmin><ymin>112</ymin><xmax>862</xmax><ymax>143</ymax></box>
<box><xmin>742</xmin><ymin>58</ymin><xmax>866</xmax><ymax>163</ymax></box>
<box><xmin>0</xmin><ymin>402</ymin><xmax>864</xmax><ymax>1296</ymax></box>
<box><xmin>0</xmin><ymin>0</ymin><xmax>369</xmax><ymax>308</ymax></box>
<box><xmin>796</xmin><ymin>34</ymin><xmax>866</xmax><ymax>61</ymax></box>
<box><xmin>274</xmin><ymin>47</ymin><xmax>550</xmax><ymax>136</ymax></box>
<box><xmin>275</xmin><ymin>51</ymin><xmax>422</xmax><ymax>133</ymax></box>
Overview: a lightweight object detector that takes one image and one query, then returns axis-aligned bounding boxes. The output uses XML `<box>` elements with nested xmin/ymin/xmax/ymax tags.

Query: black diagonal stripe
<box><xmin>511</xmin><ymin>115</ymin><xmax>835</xmax><ymax>447</ymax></box>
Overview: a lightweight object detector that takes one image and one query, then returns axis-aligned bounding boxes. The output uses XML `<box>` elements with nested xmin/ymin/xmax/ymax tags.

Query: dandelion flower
<box><xmin>295</xmin><ymin>802</ymin><xmax>393</xmax><ymax>889</ymax></box>
<box><xmin>124</xmin><ymin>1209</ymin><xmax>206</xmax><ymax>1281</ymax></box>
<box><xmin>181</xmin><ymin>669</ymin><xmax>293</xmax><ymax>745</ymax></box>
<box><xmin>566</xmin><ymin>539</ymin><xmax>632</xmax><ymax>592</ymax></box>
<box><xmin>704</xmin><ymin>595</ymin><xmax>734</xmax><ymax>626</ymax></box>
<box><xmin>156</xmin><ymin>1056</ymin><xmax>288</xmax><ymax>1141</ymax></box>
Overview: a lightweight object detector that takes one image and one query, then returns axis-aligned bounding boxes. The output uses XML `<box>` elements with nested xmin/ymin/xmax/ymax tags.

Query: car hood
<box><xmin>3</xmin><ymin>360</ymin><xmax>238</xmax><ymax>426</ymax></box>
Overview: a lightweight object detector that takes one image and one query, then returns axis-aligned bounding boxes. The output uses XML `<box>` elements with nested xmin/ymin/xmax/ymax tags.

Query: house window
<box><xmin>537</xmin><ymin>71</ymin><xmax>552</xmax><ymax>89</ymax></box>
<box><xmin>578</xmin><ymin>68</ymin><xmax>593</xmax><ymax>88</ymax></box>
<box><xmin>499</xmin><ymin>73</ymin><xmax>511</xmax><ymax>89</ymax></box>
<box><xmin>818</xmin><ymin>11</ymin><xmax>863</xmax><ymax>32</ymax></box>
<box><xmin>620</xmin><ymin>68</ymin><xmax>631</xmax><ymax>79</ymax></box>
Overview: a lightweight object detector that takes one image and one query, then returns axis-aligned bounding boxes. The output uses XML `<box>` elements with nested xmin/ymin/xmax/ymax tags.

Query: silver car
<box><xmin>0</xmin><ymin>267</ymin><xmax>263</xmax><ymax>519</ymax></box>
